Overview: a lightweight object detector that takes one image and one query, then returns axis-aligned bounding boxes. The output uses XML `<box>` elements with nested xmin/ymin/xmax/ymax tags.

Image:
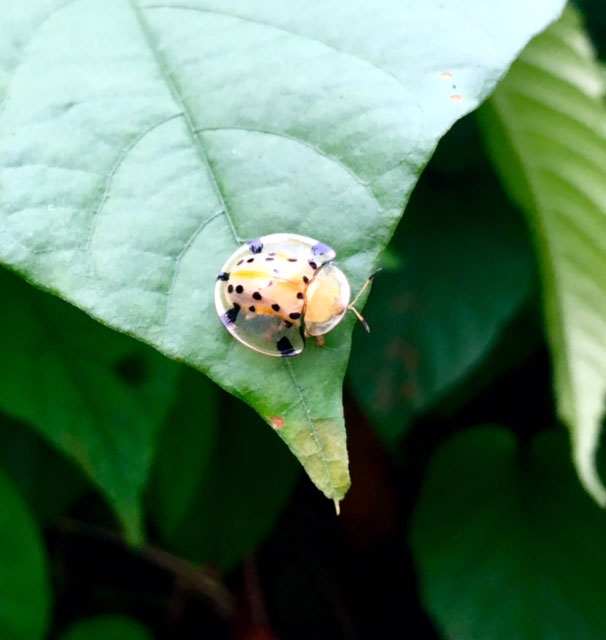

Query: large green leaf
<box><xmin>0</xmin><ymin>1</ymin><xmax>565</xmax><ymax>503</ymax></box>
<box><xmin>348</xmin><ymin>122</ymin><xmax>535</xmax><ymax>444</ymax></box>
<box><xmin>149</xmin><ymin>370</ymin><xmax>299</xmax><ymax>570</ymax></box>
<box><xmin>60</xmin><ymin>615</ymin><xmax>153</xmax><ymax>640</ymax></box>
<box><xmin>0</xmin><ymin>268</ymin><xmax>179</xmax><ymax>542</ymax></box>
<box><xmin>479</xmin><ymin>7</ymin><xmax>606</xmax><ymax>504</ymax></box>
<box><xmin>411</xmin><ymin>426</ymin><xmax>606</xmax><ymax>640</ymax></box>
<box><xmin>0</xmin><ymin>468</ymin><xmax>51</xmax><ymax>640</ymax></box>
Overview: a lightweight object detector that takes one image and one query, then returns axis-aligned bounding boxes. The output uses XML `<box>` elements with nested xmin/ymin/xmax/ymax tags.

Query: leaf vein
<box><xmin>163</xmin><ymin>208</ymin><xmax>224</xmax><ymax>328</ymax></box>
<box><xmin>85</xmin><ymin>112</ymin><xmax>183</xmax><ymax>258</ymax></box>
<box><xmin>284</xmin><ymin>359</ymin><xmax>335</xmax><ymax>497</ymax></box>
<box><xmin>140</xmin><ymin>3</ymin><xmax>408</xmax><ymax>96</ymax></box>
<box><xmin>128</xmin><ymin>0</ymin><xmax>242</xmax><ymax>245</ymax></box>
<box><xmin>197</xmin><ymin>126</ymin><xmax>380</xmax><ymax>208</ymax></box>
<box><xmin>0</xmin><ymin>0</ymin><xmax>78</xmax><ymax>117</ymax></box>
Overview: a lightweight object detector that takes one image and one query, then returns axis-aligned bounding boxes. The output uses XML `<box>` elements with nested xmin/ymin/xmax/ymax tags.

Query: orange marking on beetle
<box><xmin>231</xmin><ymin>269</ymin><xmax>274</xmax><ymax>280</ymax></box>
<box><xmin>270</xmin><ymin>416</ymin><xmax>285</xmax><ymax>429</ymax></box>
<box><xmin>232</xmin><ymin>270</ymin><xmax>306</xmax><ymax>290</ymax></box>
<box><xmin>441</xmin><ymin>71</ymin><xmax>453</xmax><ymax>78</ymax></box>
<box><xmin>449</xmin><ymin>94</ymin><xmax>463</xmax><ymax>102</ymax></box>
<box><xmin>250</xmin><ymin>304</ymin><xmax>280</xmax><ymax>317</ymax></box>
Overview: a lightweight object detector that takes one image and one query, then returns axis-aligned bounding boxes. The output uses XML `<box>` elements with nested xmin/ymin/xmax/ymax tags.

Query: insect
<box><xmin>215</xmin><ymin>233</ymin><xmax>376</xmax><ymax>357</ymax></box>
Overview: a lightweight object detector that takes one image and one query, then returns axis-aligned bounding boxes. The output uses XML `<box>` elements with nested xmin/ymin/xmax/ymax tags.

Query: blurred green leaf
<box><xmin>149</xmin><ymin>375</ymin><xmax>299</xmax><ymax>570</ymax></box>
<box><xmin>0</xmin><ymin>0</ymin><xmax>565</xmax><ymax>504</ymax></box>
<box><xmin>0</xmin><ymin>413</ymin><xmax>86</xmax><ymax>525</ymax></box>
<box><xmin>349</xmin><ymin>156</ymin><xmax>535</xmax><ymax>443</ymax></box>
<box><xmin>575</xmin><ymin>0</ymin><xmax>606</xmax><ymax>58</ymax></box>
<box><xmin>60</xmin><ymin>615</ymin><xmax>153</xmax><ymax>640</ymax></box>
<box><xmin>479</xmin><ymin>7</ymin><xmax>606</xmax><ymax>504</ymax></box>
<box><xmin>411</xmin><ymin>426</ymin><xmax>606</xmax><ymax>640</ymax></box>
<box><xmin>148</xmin><ymin>368</ymin><xmax>218</xmax><ymax>540</ymax></box>
<box><xmin>0</xmin><ymin>268</ymin><xmax>180</xmax><ymax>543</ymax></box>
<box><xmin>0</xmin><ymin>468</ymin><xmax>50</xmax><ymax>640</ymax></box>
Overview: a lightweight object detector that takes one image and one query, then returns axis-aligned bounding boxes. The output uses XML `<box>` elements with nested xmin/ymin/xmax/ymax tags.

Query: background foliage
<box><xmin>1</xmin><ymin>1</ymin><xmax>605</xmax><ymax>639</ymax></box>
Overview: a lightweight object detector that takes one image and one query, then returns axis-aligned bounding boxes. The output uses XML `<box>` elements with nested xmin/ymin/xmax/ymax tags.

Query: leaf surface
<box><xmin>411</xmin><ymin>426</ymin><xmax>606</xmax><ymax>640</ymax></box>
<box><xmin>479</xmin><ymin>7</ymin><xmax>606</xmax><ymax>503</ymax></box>
<box><xmin>0</xmin><ymin>0</ymin><xmax>565</xmax><ymax>501</ymax></box>
<box><xmin>0</xmin><ymin>268</ymin><xmax>179</xmax><ymax>542</ymax></box>
<box><xmin>348</xmin><ymin>122</ymin><xmax>535</xmax><ymax>443</ymax></box>
<box><xmin>0</xmin><ymin>413</ymin><xmax>86</xmax><ymax>525</ymax></box>
<box><xmin>149</xmin><ymin>370</ymin><xmax>299</xmax><ymax>569</ymax></box>
<box><xmin>0</xmin><ymin>468</ymin><xmax>51</xmax><ymax>640</ymax></box>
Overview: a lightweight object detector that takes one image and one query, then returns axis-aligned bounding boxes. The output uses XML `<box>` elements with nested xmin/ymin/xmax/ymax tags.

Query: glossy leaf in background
<box><xmin>148</xmin><ymin>368</ymin><xmax>218</xmax><ymax>540</ymax></box>
<box><xmin>479</xmin><ymin>7</ymin><xmax>606</xmax><ymax>504</ymax></box>
<box><xmin>60</xmin><ymin>615</ymin><xmax>153</xmax><ymax>640</ymax></box>
<box><xmin>411</xmin><ymin>427</ymin><xmax>606</xmax><ymax>640</ymax></box>
<box><xmin>0</xmin><ymin>468</ymin><xmax>50</xmax><ymax>640</ymax></box>
<box><xmin>576</xmin><ymin>0</ymin><xmax>606</xmax><ymax>57</ymax></box>
<box><xmin>149</xmin><ymin>372</ymin><xmax>299</xmax><ymax>570</ymax></box>
<box><xmin>0</xmin><ymin>0</ymin><xmax>565</xmax><ymax>503</ymax></box>
<box><xmin>0</xmin><ymin>414</ymin><xmax>86</xmax><ymax>526</ymax></box>
<box><xmin>348</xmin><ymin>127</ymin><xmax>535</xmax><ymax>444</ymax></box>
<box><xmin>0</xmin><ymin>268</ymin><xmax>180</xmax><ymax>542</ymax></box>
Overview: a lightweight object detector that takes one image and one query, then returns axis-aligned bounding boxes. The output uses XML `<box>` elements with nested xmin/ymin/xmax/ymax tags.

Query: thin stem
<box><xmin>54</xmin><ymin>517</ymin><xmax>234</xmax><ymax>620</ymax></box>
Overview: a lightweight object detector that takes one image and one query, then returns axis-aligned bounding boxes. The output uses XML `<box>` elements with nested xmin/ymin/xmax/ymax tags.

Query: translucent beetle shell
<box><xmin>215</xmin><ymin>233</ymin><xmax>351</xmax><ymax>357</ymax></box>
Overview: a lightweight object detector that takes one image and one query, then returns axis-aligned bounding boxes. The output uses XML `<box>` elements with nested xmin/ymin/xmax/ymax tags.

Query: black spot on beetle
<box><xmin>249</xmin><ymin>306</ymin><xmax>256</xmax><ymax>313</ymax></box>
<box><xmin>223</xmin><ymin>303</ymin><xmax>241</xmax><ymax>325</ymax></box>
<box><xmin>227</xmin><ymin>284</ymin><xmax>234</xmax><ymax>293</ymax></box>
<box><xmin>248</xmin><ymin>238</ymin><xmax>263</xmax><ymax>254</ymax></box>
<box><xmin>277</xmin><ymin>336</ymin><xmax>296</xmax><ymax>356</ymax></box>
<box><xmin>308</xmin><ymin>261</ymin><xmax>317</xmax><ymax>270</ymax></box>
<box><xmin>288</xmin><ymin>258</ymin><xmax>298</xmax><ymax>262</ymax></box>
<box><xmin>284</xmin><ymin>321</ymin><xmax>293</xmax><ymax>328</ymax></box>
<box><xmin>269</xmin><ymin>252</ymin><xmax>276</xmax><ymax>256</ymax></box>
<box><xmin>217</xmin><ymin>272</ymin><xmax>229</xmax><ymax>281</ymax></box>
<box><xmin>252</xmin><ymin>292</ymin><xmax>262</xmax><ymax>300</ymax></box>
<box><xmin>236</xmin><ymin>259</ymin><xmax>244</xmax><ymax>266</ymax></box>
<box><xmin>303</xmin><ymin>276</ymin><xmax>309</xmax><ymax>283</ymax></box>
<box><xmin>289</xmin><ymin>312</ymin><xmax>301</xmax><ymax>320</ymax></box>
<box><xmin>265</xmin><ymin>257</ymin><xmax>274</xmax><ymax>261</ymax></box>
<box><xmin>297</xmin><ymin>292</ymin><xmax>304</xmax><ymax>299</ymax></box>
<box><xmin>272</xmin><ymin>303</ymin><xmax>280</xmax><ymax>312</ymax></box>
<box><xmin>246</xmin><ymin>257</ymin><xmax>254</xmax><ymax>263</ymax></box>
<box><xmin>236</xmin><ymin>285</ymin><xmax>244</xmax><ymax>294</ymax></box>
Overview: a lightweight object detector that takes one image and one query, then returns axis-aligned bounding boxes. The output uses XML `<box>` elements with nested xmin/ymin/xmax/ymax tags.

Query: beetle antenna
<box><xmin>348</xmin><ymin>268</ymin><xmax>381</xmax><ymax>333</ymax></box>
<box><xmin>349</xmin><ymin>268</ymin><xmax>381</xmax><ymax>307</ymax></box>
<box><xmin>348</xmin><ymin>305</ymin><xmax>370</xmax><ymax>333</ymax></box>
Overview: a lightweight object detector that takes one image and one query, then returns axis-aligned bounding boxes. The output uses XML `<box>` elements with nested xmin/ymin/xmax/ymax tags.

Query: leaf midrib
<box><xmin>128</xmin><ymin>0</ymin><xmax>242</xmax><ymax>245</ymax></box>
<box><xmin>128</xmin><ymin>0</ymin><xmax>339</xmax><ymax>496</ymax></box>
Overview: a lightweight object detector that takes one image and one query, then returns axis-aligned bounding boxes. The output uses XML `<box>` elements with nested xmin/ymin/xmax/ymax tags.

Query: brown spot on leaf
<box><xmin>270</xmin><ymin>416</ymin><xmax>285</xmax><ymax>429</ymax></box>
